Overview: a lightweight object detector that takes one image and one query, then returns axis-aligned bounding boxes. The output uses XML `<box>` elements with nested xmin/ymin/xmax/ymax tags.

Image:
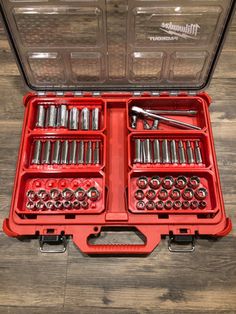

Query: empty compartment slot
<box><xmin>127</xmin><ymin>97</ymin><xmax>207</xmax><ymax>132</ymax></box>
<box><xmin>28</xmin><ymin>53</ymin><xmax>65</xmax><ymax>85</ymax></box>
<box><xmin>71</xmin><ymin>52</ymin><xmax>106</xmax><ymax>83</ymax></box>
<box><xmin>13</xmin><ymin>5</ymin><xmax>104</xmax><ymax>47</ymax></box>
<box><xmin>23</xmin><ymin>134</ymin><xmax>105</xmax><ymax>169</ymax></box>
<box><xmin>27</xmin><ymin>97</ymin><xmax>106</xmax><ymax>132</ymax></box>
<box><xmin>15</xmin><ymin>171</ymin><xmax>105</xmax><ymax>215</ymax></box>
<box><xmin>169</xmin><ymin>51</ymin><xmax>209</xmax><ymax>83</ymax></box>
<box><xmin>128</xmin><ymin>170</ymin><xmax>218</xmax><ymax>214</ymax></box>
<box><xmin>128</xmin><ymin>52</ymin><xmax>165</xmax><ymax>82</ymax></box>
<box><xmin>129</xmin><ymin>133</ymin><xmax>212</xmax><ymax>168</ymax></box>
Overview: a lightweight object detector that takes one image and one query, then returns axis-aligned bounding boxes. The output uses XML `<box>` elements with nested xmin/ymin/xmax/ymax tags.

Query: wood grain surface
<box><xmin>0</xmin><ymin>10</ymin><xmax>235</xmax><ymax>314</ymax></box>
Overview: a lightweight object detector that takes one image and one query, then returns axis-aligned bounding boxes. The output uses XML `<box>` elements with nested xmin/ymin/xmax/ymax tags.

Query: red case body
<box><xmin>3</xmin><ymin>91</ymin><xmax>232</xmax><ymax>255</ymax></box>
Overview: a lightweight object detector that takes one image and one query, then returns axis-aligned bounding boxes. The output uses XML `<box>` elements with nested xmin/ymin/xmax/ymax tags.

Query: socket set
<box><xmin>16</xmin><ymin>175</ymin><xmax>105</xmax><ymax>215</ymax></box>
<box><xmin>129</xmin><ymin>172</ymin><xmax>217</xmax><ymax>214</ymax></box>
<box><xmin>26</xmin><ymin>186</ymin><xmax>101</xmax><ymax>211</ymax></box>
<box><xmin>35</xmin><ymin>104</ymin><xmax>101</xmax><ymax>131</ymax></box>
<box><xmin>133</xmin><ymin>139</ymin><xmax>202</xmax><ymax>165</ymax></box>
<box><xmin>2</xmin><ymin>0</ymin><xmax>233</xmax><ymax>255</ymax></box>
<box><xmin>31</xmin><ymin>139</ymin><xmax>101</xmax><ymax>166</ymax></box>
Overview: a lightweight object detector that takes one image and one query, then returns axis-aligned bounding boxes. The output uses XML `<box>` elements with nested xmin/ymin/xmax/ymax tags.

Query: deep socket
<box><xmin>61</xmin><ymin>141</ymin><xmax>69</xmax><ymax>164</ymax></box>
<box><xmin>94</xmin><ymin>141</ymin><xmax>100</xmax><ymax>164</ymax></box>
<box><xmin>92</xmin><ymin>108</ymin><xmax>99</xmax><ymax>130</ymax></box>
<box><xmin>86</xmin><ymin>141</ymin><xmax>92</xmax><ymax>164</ymax></box>
<box><xmin>46</xmin><ymin>105</ymin><xmax>57</xmax><ymax>127</ymax></box>
<box><xmin>134</xmin><ymin>139</ymin><xmax>141</xmax><ymax>163</ymax></box>
<box><xmin>162</xmin><ymin>139</ymin><xmax>171</xmax><ymax>164</ymax></box>
<box><xmin>78</xmin><ymin>141</ymin><xmax>84</xmax><ymax>164</ymax></box>
<box><xmin>143</xmin><ymin>139</ymin><xmax>152</xmax><ymax>163</ymax></box>
<box><xmin>81</xmin><ymin>108</ymin><xmax>90</xmax><ymax>130</ymax></box>
<box><xmin>52</xmin><ymin>140</ymin><xmax>60</xmax><ymax>164</ymax></box>
<box><xmin>178</xmin><ymin>140</ymin><xmax>186</xmax><ymax>164</ymax></box>
<box><xmin>32</xmin><ymin>140</ymin><xmax>42</xmax><ymax>164</ymax></box>
<box><xmin>153</xmin><ymin>139</ymin><xmax>161</xmax><ymax>163</ymax></box>
<box><xmin>195</xmin><ymin>141</ymin><xmax>203</xmax><ymax>164</ymax></box>
<box><xmin>186</xmin><ymin>141</ymin><xmax>195</xmax><ymax>164</ymax></box>
<box><xmin>69</xmin><ymin>108</ymin><xmax>79</xmax><ymax>130</ymax></box>
<box><xmin>69</xmin><ymin>140</ymin><xmax>77</xmax><ymax>164</ymax></box>
<box><xmin>57</xmin><ymin>105</ymin><xmax>68</xmax><ymax>128</ymax></box>
<box><xmin>36</xmin><ymin>105</ymin><xmax>45</xmax><ymax>128</ymax></box>
<box><xmin>170</xmin><ymin>140</ymin><xmax>178</xmax><ymax>164</ymax></box>
<box><xmin>42</xmin><ymin>141</ymin><xmax>51</xmax><ymax>164</ymax></box>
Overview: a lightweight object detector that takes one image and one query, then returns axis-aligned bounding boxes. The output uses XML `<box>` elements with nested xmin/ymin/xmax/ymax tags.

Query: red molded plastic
<box><xmin>3</xmin><ymin>92</ymin><xmax>232</xmax><ymax>255</ymax></box>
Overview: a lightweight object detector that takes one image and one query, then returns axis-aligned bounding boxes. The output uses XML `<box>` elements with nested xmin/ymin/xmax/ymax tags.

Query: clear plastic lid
<box><xmin>0</xmin><ymin>0</ymin><xmax>235</xmax><ymax>92</ymax></box>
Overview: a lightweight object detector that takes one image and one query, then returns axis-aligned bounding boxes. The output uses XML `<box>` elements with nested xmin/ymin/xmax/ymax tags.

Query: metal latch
<box><xmin>39</xmin><ymin>235</ymin><xmax>67</xmax><ymax>253</ymax></box>
<box><xmin>168</xmin><ymin>235</ymin><xmax>195</xmax><ymax>253</ymax></box>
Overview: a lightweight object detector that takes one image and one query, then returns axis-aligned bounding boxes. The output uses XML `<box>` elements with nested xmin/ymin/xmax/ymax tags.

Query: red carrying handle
<box><xmin>72</xmin><ymin>225</ymin><xmax>161</xmax><ymax>255</ymax></box>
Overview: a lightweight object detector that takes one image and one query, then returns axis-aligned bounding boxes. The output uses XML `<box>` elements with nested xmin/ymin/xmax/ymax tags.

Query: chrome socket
<box><xmin>195</xmin><ymin>141</ymin><xmax>203</xmax><ymax>164</ymax></box>
<box><xmin>69</xmin><ymin>107</ymin><xmax>79</xmax><ymax>130</ymax></box>
<box><xmin>134</xmin><ymin>139</ymin><xmax>142</xmax><ymax>163</ymax></box>
<box><xmin>32</xmin><ymin>140</ymin><xmax>42</xmax><ymax>165</ymax></box>
<box><xmin>178</xmin><ymin>140</ymin><xmax>186</xmax><ymax>164</ymax></box>
<box><xmin>162</xmin><ymin>140</ymin><xmax>171</xmax><ymax>164</ymax></box>
<box><xmin>46</xmin><ymin>105</ymin><xmax>57</xmax><ymax>128</ymax></box>
<box><xmin>69</xmin><ymin>140</ymin><xmax>77</xmax><ymax>164</ymax></box>
<box><xmin>92</xmin><ymin>108</ymin><xmax>100</xmax><ymax>130</ymax></box>
<box><xmin>78</xmin><ymin>141</ymin><xmax>85</xmax><ymax>164</ymax></box>
<box><xmin>52</xmin><ymin>140</ymin><xmax>61</xmax><ymax>164</ymax></box>
<box><xmin>81</xmin><ymin>108</ymin><xmax>90</xmax><ymax>130</ymax></box>
<box><xmin>136</xmin><ymin>201</ymin><xmax>146</xmax><ymax>210</ymax></box>
<box><xmin>186</xmin><ymin>141</ymin><xmax>195</xmax><ymax>164</ymax></box>
<box><xmin>61</xmin><ymin>140</ymin><xmax>69</xmax><ymax>164</ymax></box>
<box><xmin>57</xmin><ymin>104</ymin><xmax>68</xmax><ymax>128</ymax></box>
<box><xmin>170</xmin><ymin>140</ymin><xmax>178</xmax><ymax>164</ymax></box>
<box><xmin>62</xmin><ymin>188</ymin><xmax>74</xmax><ymax>200</ymax></box>
<box><xmin>153</xmin><ymin>139</ymin><xmax>161</xmax><ymax>163</ymax></box>
<box><xmin>94</xmin><ymin>141</ymin><xmax>100</xmax><ymax>165</ymax></box>
<box><xmin>42</xmin><ymin>140</ymin><xmax>51</xmax><ymax>164</ymax></box>
<box><xmin>87</xmin><ymin>187</ymin><xmax>100</xmax><ymax>201</ymax></box>
<box><xmin>36</xmin><ymin>105</ymin><xmax>46</xmax><ymax>128</ymax></box>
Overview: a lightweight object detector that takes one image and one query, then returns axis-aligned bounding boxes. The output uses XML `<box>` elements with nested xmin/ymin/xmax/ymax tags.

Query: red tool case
<box><xmin>1</xmin><ymin>0</ymin><xmax>235</xmax><ymax>255</ymax></box>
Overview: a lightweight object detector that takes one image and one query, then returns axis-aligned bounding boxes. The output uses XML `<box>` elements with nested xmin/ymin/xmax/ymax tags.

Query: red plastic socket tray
<box><xmin>3</xmin><ymin>92</ymin><xmax>232</xmax><ymax>255</ymax></box>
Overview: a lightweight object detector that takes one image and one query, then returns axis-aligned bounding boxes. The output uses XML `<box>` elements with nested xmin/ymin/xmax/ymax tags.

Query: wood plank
<box><xmin>0</xmin><ymin>233</ymin><xmax>68</xmax><ymax>307</ymax></box>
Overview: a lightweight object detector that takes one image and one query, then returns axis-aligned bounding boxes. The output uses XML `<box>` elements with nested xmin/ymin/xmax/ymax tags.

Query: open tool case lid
<box><xmin>0</xmin><ymin>0</ymin><xmax>235</xmax><ymax>93</ymax></box>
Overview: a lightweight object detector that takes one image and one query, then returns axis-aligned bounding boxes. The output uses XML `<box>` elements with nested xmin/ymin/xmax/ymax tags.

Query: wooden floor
<box><xmin>0</xmin><ymin>14</ymin><xmax>236</xmax><ymax>314</ymax></box>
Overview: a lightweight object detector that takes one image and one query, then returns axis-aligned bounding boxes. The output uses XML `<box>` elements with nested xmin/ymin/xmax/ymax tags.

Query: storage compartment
<box><xmin>24</xmin><ymin>134</ymin><xmax>105</xmax><ymax>169</ymax></box>
<box><xmin>128</xmin><ymin>170</ymin><xmax>218</xmax><ymax>214</ymax></box>
<box><xmin>129</xmin><ymin>133</ymin><xmax>212</xmax><ymax>168</ymax></box>
<box><xmin>27</xmin><ymin>97</ymin><xmax>106</xmax><ymax>132</ymax></box>
<box><xmin>15</xmin><ymin>171</ymin><xmax>105</xmax><ymax>215</ymax></box>
<box><xmin>127</xmin><ymin>97</ymin><xmax>207</xmax><ymax>132</ymax></box>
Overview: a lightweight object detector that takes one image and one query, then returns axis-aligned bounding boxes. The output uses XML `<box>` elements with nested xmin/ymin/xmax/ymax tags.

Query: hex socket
<box><xmin>61</xmin><ymin>140</ymin><xmax>69</xmax><ymax>164</ymax></box>
<box><xmin>57</xmin><ymin>104</ymin><xmax>68</xmax><ymax>128</ymax></box>
<box><xmin>36</xmin><ymin>105</ymin><xmax>45</xmax><ymax>128</ymax></box>
<box><xmin>81</xmin><ymin>108</ymin><xmax>90</xmax><ymax>130</ymax></box>
<box><xmin>52</xmin><ymin>140</ymin><xmax>61</xmax><ymax>164</ymax></box>
<box><xmin>92</xmin><ymin>108</ymin><xmax>100</xmax><ymax>130</ymax></box>
<box><xmin>69</xmin><ymin>108</ymin><xmax>79</xmax><ymax>130</ymax></box>
<box><xmin>42</xmin><ymin>140</ymin><xmax>51</xmax><ymax>164</ymax></box>
<box><xmin>32</xmin><ymin>140</ymin><xmax>42</xmax><ymax>164</ymax></box>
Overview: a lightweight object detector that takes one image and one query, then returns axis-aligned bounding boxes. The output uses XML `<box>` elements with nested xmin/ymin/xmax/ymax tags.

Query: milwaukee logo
<box><xmin>160</xmin><ymin>22</ymin><xmax>200</xmax><ymax>39</ymax></box>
